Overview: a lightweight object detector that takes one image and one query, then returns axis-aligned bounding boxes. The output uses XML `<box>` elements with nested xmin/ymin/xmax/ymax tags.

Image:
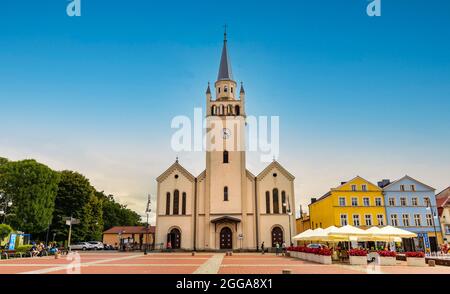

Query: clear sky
<box><xmin>1</xmin><ymin>0</ymin><xmax>449</xmax><ymax>221</ymax></box>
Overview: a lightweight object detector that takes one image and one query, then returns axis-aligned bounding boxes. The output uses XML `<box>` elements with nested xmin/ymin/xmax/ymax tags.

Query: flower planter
<box><xmin>407</xmin><ymin>257</ymin><xmax>426</xmax><ymax>267</ymax></box>
<box><xmin>379</xmin><ymin>256</ymin><xmax>396</xmax><ymax>266</ymax></box>
<box><xmin>319</xmin><ymin>255</ymin><xmax>332</xmax><ymax>265</ymax></box>
<box><xmin>349</xmin><ymin>255</ymin><xmax>367</xmax><ymax>265</ymax></box>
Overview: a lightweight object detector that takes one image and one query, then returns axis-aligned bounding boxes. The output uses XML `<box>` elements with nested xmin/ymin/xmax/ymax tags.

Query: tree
<box><xmin>0</xmin><ymin>157</ymin><xmax>8</xmax><ymax>166</ymax></box>
<box><xmin>0</xmin><ymin>224</ymin><xmax>13</xmax><ymax>242</ymax></box>
<box><xmin>84</xmin><ymin>194</ymin><xmax>104</xmax><ymax>241</ymax></box>
<box><xmin>98</xmin><ymin>191</ymin><xmax>141</xmax><ymax>230</ymax></box>
<box><xmin>51</xmin><ymin>170</ymin><xmax>95</xmax><ymax>242</ymax></box>
<box><xmin>0</xmin><ymin>160</ymin><xmax>60</xmax><ymax>235</ymax></box>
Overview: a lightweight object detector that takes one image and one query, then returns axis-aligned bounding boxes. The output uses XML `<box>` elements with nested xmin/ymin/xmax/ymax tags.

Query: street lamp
<box><xmin>426</xmin><ymin>200</ymin><xmax>439</xmax><ymax>253</ymax></box>
<box><xmin>283</xmin><ymin>197</ymin><xmax>293</xmax><ymax>246</ymax></box>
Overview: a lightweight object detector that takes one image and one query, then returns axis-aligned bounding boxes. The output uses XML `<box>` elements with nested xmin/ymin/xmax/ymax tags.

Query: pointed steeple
<box><xmin>206</xmin><ymin>82</ymin><xmax>211</xmax><ymax>94</ymax></box>
<box><xmin>217</xmin><ymin>26</ymin><xmax>233</xmax><ymax>81</ymax></box>
<box><xmin>240</xmin><ymin>82</ymin><xmax>245</xmax><ymax>94</ymax></box>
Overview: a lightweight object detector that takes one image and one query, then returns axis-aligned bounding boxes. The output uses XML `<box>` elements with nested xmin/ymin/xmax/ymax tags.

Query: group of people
<box><xmin>30</xmin><ymin>242</ymin><xmax>59</xmax><ymax>257</ymax></box>
<box><xmin>260</xmin><ymin>241</ymin><xmax>288</xmax><ymax>256</ymax></box>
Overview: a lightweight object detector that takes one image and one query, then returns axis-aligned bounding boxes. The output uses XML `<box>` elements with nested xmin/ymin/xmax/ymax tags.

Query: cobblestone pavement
<box><xmin>1</xmin><ymin>252</ymin><xmax>450</xmax><ymax>274</ymax></box>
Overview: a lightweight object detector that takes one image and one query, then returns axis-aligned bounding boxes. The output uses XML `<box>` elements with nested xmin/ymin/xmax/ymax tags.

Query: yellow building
<box><xmin>309</xmin><ymin>176</ymin><xmax>386</xmax><ymax>229</ymax></box>
<box><xmin>296</xmin><ymin>213</ymin><xmax>311</xmax><ymax>234</ymax></box>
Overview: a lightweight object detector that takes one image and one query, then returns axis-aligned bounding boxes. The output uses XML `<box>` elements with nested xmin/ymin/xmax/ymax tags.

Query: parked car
<box><xmin>307</xmin><ymin>244</ymin><xmax>325</xmax><ymax>249</ymax></box>
<box><xmin>70</xmin><ymin>242</ymin><xmax>93</xmax><ymax>251</ymax></box>
<box><xmin>88</xmin><ymin>241</ymin><xmax>104</xmax><ymax>250</ymax></box>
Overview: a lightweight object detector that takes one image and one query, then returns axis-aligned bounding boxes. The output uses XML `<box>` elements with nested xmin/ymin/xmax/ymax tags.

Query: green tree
<box><xmin>98</xmin><ymin>191</ymin><xmax>141</xmax><ymax>230</ymax></box>
<box><xmin>51</xmin><ymin>170</ymin><xmax>95</xmax><ymax>242</ymax></box>
<box><xmin>0</xmin><ymin>224</ymin><xmax>13</xmax><ymax>242</ymax></box>
<box><xmin>0</xmin><ymin>160</ymin><xmax>60</xmax><ymax>234</ymax></box>
<box><xmin>84</xmin><ymin>194</ymin><xmax>104</xmax><ymax>241</ymax></box>
<box><xmin>0</xmin><ymin>157</ymin><xmax>8</xmax><ymax>166</ymax></box>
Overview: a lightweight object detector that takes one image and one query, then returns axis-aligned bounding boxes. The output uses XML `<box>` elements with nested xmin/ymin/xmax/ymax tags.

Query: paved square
<box><xmin>1</xmin><ymin>252</ymin><xmax>450</xmax><ymax>274</ymax></box>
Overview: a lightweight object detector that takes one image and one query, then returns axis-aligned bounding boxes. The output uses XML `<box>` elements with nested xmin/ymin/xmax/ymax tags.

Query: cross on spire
<box><xmin>223</xmin><ymin>24</ymin><xmax>228</xmax><ymax>41</ymax></box>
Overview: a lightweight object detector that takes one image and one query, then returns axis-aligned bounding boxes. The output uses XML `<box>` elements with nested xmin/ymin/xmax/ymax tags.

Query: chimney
<box><xmin>311</xmin><ymin>198</ymin><xmax>317</xmax><ymax>204</ymax></box>
<box><xmin>378</xmin><ymin>179</ymin><xmax>391</xmax><ymax>188</ymax></box>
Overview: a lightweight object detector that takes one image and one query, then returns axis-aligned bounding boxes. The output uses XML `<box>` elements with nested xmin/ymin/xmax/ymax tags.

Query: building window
<box><xmin>235</xmin><ymin>105</ymin><xmax>240</xmax><ymax>115</ymax></box>
<box><xmin>414</xmin><ymin>214</ymin><xmax>421</xmax><ymax>226</ymax></box>
<box><xmin>389</xmin><ymin>198</ymin><xmax>395</xmax><ymax>206</ymax></box>
<box><xmin>400</xmin><ymin>197</ymin><xmax>407</xmax><ymax>206</ymax></box>
<box><xmin>351</xmin><ymin>185</ymin><xmax>357</xmax><ymax>191</ymax></box>
<box><xmin>223</xmin><ymin>151</ymin><xmax>229</xmax><ymax>163</ymax></box>
<box><xmin>339</xmin><ymin>197</ymin><xmax>346</xmax><ymax>207</ymax></box>
<box><xmin>410</xmin><ymin>185</ymin><xmax>415</xmax><ymax>191</ymax></box>
<box><xmin>426</xmin><ymin>214</ymin><xmax>433</xmax><ymax>226</ymax></box>
<box><xmin>281</xmin><ymin>191</ymin><xmax>287</xmax><ymax>214</ymax></box>
<box><xmin>173</xmin><ymin>190</ymin><xmax>180</xmax><ymax>215</ymax></box>
<box><xmin>363</xmin><ymin>197</ymin><xmax>370</xmax><ymax>207</ymax></box>
<box><xmin>351</xmin><ymin>197</ymin><xmax>358</xmax><ymax>206</ymax></box>
<box><xmin>273</xmin><ymin>188</ymin><xmax>280</xmax><ymax>214</ymax></box>
<box><xmin>353</xmin><ymin>214</ymin><xmax>360</xmax><ymax>226</ymax></box>
<box><xmin>231</xmin><ymin>87</ymin><xmax>233</xmax><ymax>93</ymax></box>
<box><xmin>445</xmin><ymin>225</ymin><xmax>450</xmax><ymax>234</ymax></box>
<box><xmin>166</xmin><ymin>192</ymin><xmax>171</xmax><ymax>215</ymax></box>
<box><xmin>224</xmin><ymin>85</ymin><xmax>228</xmax><ymax>92</ymax></box>
<box><xmin>218</xmin><ymin>87</ymin><xmax>221</xmax><ymax>93</ymax></box>
<box><xmin>340</xmin><ymin>214</ymin><xmax>348</xmax><ymax>226</ymax></box>
<box><xmin>375</xmin><ymin>197</ymin><xmax>382</xmax><ymax>206</ymax></box>
<box><xmin>391</xmin><ymin>214</ymin><xmax>398</xmax><ymax>226</ymax></box>
<box><xmin>182</xmin><ymin>192</ymin><xmax>187</xmax><ymax>215</ymax></box>
<box><xmin>362</xmin><ymin>184</ymin><xmax>367</xmax><ymax>191</ymax></box>
<box><xmin>400</xmin><ymin>185</ymin><xmax>405</xmax><ymax>191</ymax></box>
<box><xmin>224</xmin><ymin>186</ymin><xmax>229</xmax><ymax>201</ymax></box>
<box><xmin>402</xmin><ymin>214</ymin><xmax>410</xmax><ymax>227</ymax></box>
<box><xmin>424</xmin><ymin>197</ymin><xmax>430</xmax><ymax>207</ymax></box>
<box><xmin>365</xmin><ymin>214</ymin><xmax>372</xmax><ymax>226</ymax></box>
<box><xmin>377</xmin><ymin>214</ymin><xmax>384</xmax><ymax>226</ymax></box>
<box><xmin>411</xmin><ymin>197</ymin><xmax>418</xmax><ymax>206</ymax></box>
<box><xmin>265</xmin><ymin>191</ymin><xmax>270</xmax><ymax>214</ymax></box>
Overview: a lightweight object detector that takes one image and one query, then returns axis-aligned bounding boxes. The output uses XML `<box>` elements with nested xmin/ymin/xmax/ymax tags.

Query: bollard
<box><xmin>428</xmin><ymin>260</ymin><xmax>436</xmax><ymax>267</ymax></box>
<box><xmin>282</xmin><ymin>269</ymin><xmax>292</xmax><ymax>274</ymax></box>
<box><xmin>55</xmin><ymin>253</ymin><xmax>60</xmax><ymax>259</ymax></box>
<box><xmin>192</xmin><ymin>252</ymin><xmax>195</xmax><ymax>256</ymax></box>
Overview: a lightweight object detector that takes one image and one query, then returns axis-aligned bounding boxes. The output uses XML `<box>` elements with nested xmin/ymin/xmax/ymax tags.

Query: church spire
<box><xmin>217</xmin><ymin>25</ymin><xmax>233</xmax><ymax>81</ymax></box>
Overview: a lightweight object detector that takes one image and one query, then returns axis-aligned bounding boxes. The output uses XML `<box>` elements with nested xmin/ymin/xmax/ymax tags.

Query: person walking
<box><xmin>275</xmin><ymin>242</ymin><xmax>280</xmax><ymax>256</ymax></box>
<box><xmin>282</xmin><ymin>241</ymin><xmax>287</xmax><ymax>256</ymax></box>
<box><xmin>261</xmin><ymin>242</ymin><xmax>265</xmax><ymax>255</ymax></box>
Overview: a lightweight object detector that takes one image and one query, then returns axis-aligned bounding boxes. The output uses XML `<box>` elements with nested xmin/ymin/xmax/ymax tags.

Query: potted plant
<box><xmin>377</xmin><ymin>250</ymin><xmax>397</xmax><ymax>266</ymax></box>
<box><xmin>405</xmin><ymin>251</ymin><xmax>426</xmax><ymax>267</ymax></box>
<box><xmin>348</xmin><ymin>249</ymin><xmax>368</xmax><ymax>265</ymax></box>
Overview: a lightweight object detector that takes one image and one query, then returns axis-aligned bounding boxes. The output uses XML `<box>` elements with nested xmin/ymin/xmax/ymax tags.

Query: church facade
<box><xmin>155</xmin><ymin>33</ymin><xmax>296</xmax><ymax>251</ymax></box>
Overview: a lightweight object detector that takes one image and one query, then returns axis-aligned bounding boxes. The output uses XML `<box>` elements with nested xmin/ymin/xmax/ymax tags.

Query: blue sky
<box><xmin>1</xmin><ymin>0</ymin><xmax>449</xmax><ymax>220</ymax></box>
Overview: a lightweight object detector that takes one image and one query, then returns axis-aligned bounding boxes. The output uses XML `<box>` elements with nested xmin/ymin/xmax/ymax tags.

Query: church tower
<box><xmin>204</xmin><ymin>30</ymin><xmax>249</xmax><ymax>249</ymax></box>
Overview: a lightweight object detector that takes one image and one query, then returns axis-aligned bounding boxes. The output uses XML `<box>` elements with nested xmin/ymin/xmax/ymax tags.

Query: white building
<box><xmin>155</xmin><ymin>32</ymin><xmax>296</xmax><ymax>251</ymax></box>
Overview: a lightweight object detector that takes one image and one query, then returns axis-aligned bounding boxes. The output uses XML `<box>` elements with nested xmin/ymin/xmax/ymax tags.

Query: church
<box><xmin>155</xmin><ymin>32</ymin><xmax>296</xmax><ymax>251</ymax></box>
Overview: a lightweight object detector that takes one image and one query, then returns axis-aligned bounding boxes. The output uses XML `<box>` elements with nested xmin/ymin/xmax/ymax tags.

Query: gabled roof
<box><xmin>382</xmin><ymin>175</ymin><xmax>435</xmax><ymax>191</ymax></box>
<box><xmin>436</xmin><ymin>187</ymin><xmax>450</xmax><ymax>199</ymax></box>
<box><xmin>156</xmin><ymin>160</ymin><xmax>195</xmax><ymax>183</ymax></box>
<box><xmin>437</xmin><ymin>196</ymin><xmax>449</xmax><ymax>208</ymax></box>
<box><xmin>331</xmin><ymin>176</ymin><xmax>382</xmax><ymax>191</ymax></box>
<box><xmin>256</xmin><ymin>160</ymin><xmax>295</xmax><ymax>181</ymax></box>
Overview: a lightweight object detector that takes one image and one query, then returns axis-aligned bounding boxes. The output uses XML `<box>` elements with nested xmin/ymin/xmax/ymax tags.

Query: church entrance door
<box><xmin>271</xmin><ymin>227</ymin><xmax>284</xmax><ymax>247</ymax></box>
<box><xmin>220</xmin><ymin>227</ymin><xmax>233</xmax><ymax>249</ymax></box>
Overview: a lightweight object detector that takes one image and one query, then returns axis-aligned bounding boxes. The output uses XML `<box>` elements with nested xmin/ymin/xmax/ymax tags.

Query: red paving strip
<box><xmin>47</xmin><ymin>266</ymin><xmax>200</xmax><ymax>274</ymax></box>
<box><xmin>222</xmin><ymin>258</ymin><xmax>311</xmax><ymax>265</ymax></box>
<box><xmin>99</xmin><ymin>259</ymin><xmax>207</xmax><ymax>265</ymax></box>
<box><xmin>218</xmin><ymin>265</ymin><xmax>364</xmax><ymax>274</ymax></box>
<box><xmin>380</xmin><ymin>266</ymin><xmax>450</xmax><ymax>274</ymax></box>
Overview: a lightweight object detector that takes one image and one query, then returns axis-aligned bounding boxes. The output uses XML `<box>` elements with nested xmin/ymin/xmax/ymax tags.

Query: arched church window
<box><xmin>224</xmin><ymin>186</ymin><xmax>229</xmax><ymax>201</ymax></box>
<box><xmin>223</xmin><ymin>150</ymin><xmax>229</xmax><ymax>163</ymax></box>
<box><xmin>211</xmin><ymin>105</ymin><xmax>216</xmax><ymax>116</ymax></box>
<box><xmin>224</xmin><ymin>85</ymin><xmax>228</xmax><ymax>93</ymax></box>
<box><xmin>235</xmin><ymin>105</ymin><xmax>240</xmax><ymax>116</ymax></box>
<box><xmin>218</xmin><ymin>87</ymin><xmax>221</xmax><ymax>93</ymax></box>
<box><xmin>166</xmin><ymin>192</ymin><xmax>171</xmax><ymax>215</ymax></box>
<box><xmin>182</xmin><ymin>192</ymin><xmax>187</xmax><ymax>215</ymax></box>
<box><xmin>265</xmin><ymin>191</ymin><xmax>271</xmax><ymax>214</ymax></box>
<box><xmin>281</xmin><ymin>191</ymin><xmax>287</xmax><ymax>214</ymax></box>
<box><xmin>273</xmin><ymin>188</ymin><xmax>279</xmax><ymax>214</ymax></box>
<box><xmin>173</xmin><ymin>190</ymin><xmax>180</xmax><ymax>215</ymax></box>
<box><xmin>221</xmin><ymin>105</ymin><xmax>225</xmax><ymax>115</ymax></box>
<box><xmin>231</xmin><ymin>87</ymin><xmax>233</xmax><ymax>93</ymax></box>
<box><xmin>227</xmin><ymin>105</ymin><xmax>233</xmax><ymax>115</ymax></box>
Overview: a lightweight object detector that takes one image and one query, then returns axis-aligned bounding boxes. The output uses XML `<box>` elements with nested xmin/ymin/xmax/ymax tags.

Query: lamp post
<box><xmin>283</xmin><ymin>197</ymin><xmax>293</xmax><ymax>246</ymax></box>
<box><xmin>145</xmin><ymin>194</ymin><xmax>152</xmax><ymax>254</ymax></box>
<box><xmin>427</xmin><ymin>200</ymin><xmax>439</xmax><ymax>253</ymax></box>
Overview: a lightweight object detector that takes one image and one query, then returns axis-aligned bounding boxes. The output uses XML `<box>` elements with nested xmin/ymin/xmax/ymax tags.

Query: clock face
<box><xmin>222</xmin><ymin>128</ymin><xmax>231</xmax><ymax>139</ymax></box>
